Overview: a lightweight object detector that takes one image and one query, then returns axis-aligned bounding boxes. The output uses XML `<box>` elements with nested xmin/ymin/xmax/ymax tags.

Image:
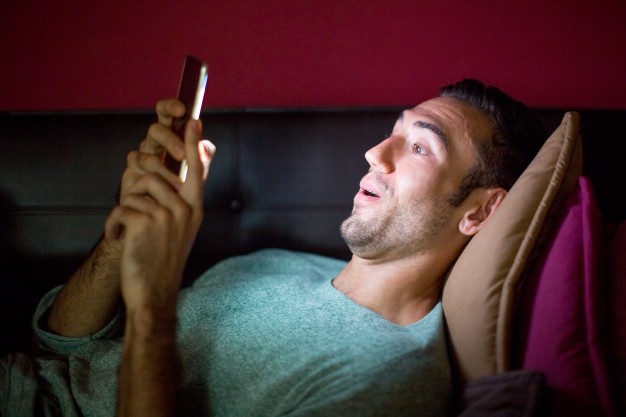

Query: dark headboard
<box><xmin>1</xmin><ymin>107</ymin><xmax>625</xmax><ymax>355</ymax></box>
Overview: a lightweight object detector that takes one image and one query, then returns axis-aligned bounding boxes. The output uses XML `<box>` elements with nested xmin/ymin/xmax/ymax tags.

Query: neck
<box><xmin>332</xmin><ymin>252</ymin><xmax>452</xmax><ymax>326</ymax></box>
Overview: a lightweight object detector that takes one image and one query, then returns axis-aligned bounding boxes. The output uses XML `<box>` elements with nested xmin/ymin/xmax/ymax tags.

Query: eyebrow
<box><xmin>396</xmin><ymin>110</ymin><xmax>448</xmax><ymax>150</ymax></box>
<box><xmin>412</xmin><ymin>121</ymin><xmax>448</xmax><ymax>150</ymax></box>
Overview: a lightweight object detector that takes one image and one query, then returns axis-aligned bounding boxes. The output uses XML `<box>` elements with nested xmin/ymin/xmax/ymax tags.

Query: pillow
<box><xmin>607</xmin><ymin>221</ymin><xmax>626</xmax><ymax>415</ymax></box>
<box><xmin>457</xmin><ymin>370</ymin><xmax>546</xmax><ymax>417</ymax></box>
<box><xmin>516</xmin><ymin>177</ymin><xmax>615</xmax><ymax>417</ymax></box>
<box><xmin>442</xmin><ymin>111</ymin><xmax>583</xmax><ymax>381</ymax></box>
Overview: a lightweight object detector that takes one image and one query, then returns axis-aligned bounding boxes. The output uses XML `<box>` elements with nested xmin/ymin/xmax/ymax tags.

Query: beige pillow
<box><xmin>442</xmin><ymin>111</ymin><xmax>583</xmax><ymax>382</ymax></box>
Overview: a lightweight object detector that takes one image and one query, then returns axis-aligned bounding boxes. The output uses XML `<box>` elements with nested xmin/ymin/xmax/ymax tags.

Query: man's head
<box><xmin>441</xmin><ymin>79</ymin><xmax>547</xmax><ymax>206</ymax></box>
<box><xmin>341</xmin><ymin>79</ymin><xmax>546</xmax><ymax>262</ymax></box>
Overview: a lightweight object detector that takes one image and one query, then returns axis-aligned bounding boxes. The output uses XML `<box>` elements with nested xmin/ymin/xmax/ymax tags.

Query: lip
<box><xmin>354</xmin><ymin>179</ymin><xmax>382</xmax><ymax>204</ymax></box>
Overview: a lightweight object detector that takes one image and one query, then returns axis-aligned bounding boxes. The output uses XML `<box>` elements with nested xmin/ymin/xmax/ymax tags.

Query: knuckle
<box><xmin>145</xmin><ymin>123</ymin><xmax>161</xmax><ymax>142</ymax></box>
<box><xmin>127</xmin><ymin>150</ymin><xmax>139</xmax><ymax>164</ymax></box>
<box><xmin>153</xmin><ymin>205</ymin><xmax>174</xmax><ymax>224</ymax></box>
<box><xmin>133</xmin><ymin>216</ymin><xmax>153</xmax><ymax>234</ymax></box>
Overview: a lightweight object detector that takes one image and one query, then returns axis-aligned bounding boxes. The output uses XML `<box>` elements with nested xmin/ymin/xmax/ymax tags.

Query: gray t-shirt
<box><xmin>1</xmin><ymin>249</ymin><xmax>451</xmax><ymax>417</ymax></box>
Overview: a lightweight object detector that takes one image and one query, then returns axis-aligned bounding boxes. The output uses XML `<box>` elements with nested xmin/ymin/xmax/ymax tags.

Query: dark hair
<box><xmin>440</xmin><ymin>79</ymin><xmax>546</xmax><ymax>206</ymax></box>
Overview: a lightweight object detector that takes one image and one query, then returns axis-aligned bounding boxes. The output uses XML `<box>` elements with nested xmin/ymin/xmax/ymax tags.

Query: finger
<box><xmin>112</xmin><ymin>178</ymin><xmax>181</xmax><ymax>241</ymax></box>
<box><xmin>119</xmin><ymin>190</ymin><xmax>161</xmax><ymax>214</ymax></box>
<box><xmin>156</xmin><ymin>99</ymin><xmax>186</xmax><ymax>127</ymax></box>
<box><xmin>104</xmin><ymin>206</ymin><xmax>128</xmax><ymax>241</ymax></box>
<box><xmin>140</xmin><ymin>122</ymin><xmax>186</xmax><ymax>161</ymax></box>
<box><xmin>104</xmin><ymin>204</ymin><xmax>158</xmax><ymax>242</ymax></box>
<box><xmin>199</xmin><ymin>139</ymin><xmax>217</xmax><ymax>180</ymax></box>
<box><xmin>125</xmin><ymin>150</ymin><xmax>182</xmax><ymax>193</ymax></box>
<box><xmin>180</xmin><ymin>120</ymin><xmax>214</xmax><ymax>202</ymax></box>
<box><xmin>125</xmin><ymin>172</ymin><xmax>182</xmax><ymax>209</ymax></box>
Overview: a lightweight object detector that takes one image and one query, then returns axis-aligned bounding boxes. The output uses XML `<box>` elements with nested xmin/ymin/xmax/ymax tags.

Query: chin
<box><xmin>340</xmin><ymin>219</ymin><xmax>378</xmax><ymax>255</ymax></box>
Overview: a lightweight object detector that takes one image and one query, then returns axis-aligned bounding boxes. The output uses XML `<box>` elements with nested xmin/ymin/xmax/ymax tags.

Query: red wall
<box><xmin>2</xmin><ymin>0</ymin><xmax>626</xmax><ymax>111</ymax></box>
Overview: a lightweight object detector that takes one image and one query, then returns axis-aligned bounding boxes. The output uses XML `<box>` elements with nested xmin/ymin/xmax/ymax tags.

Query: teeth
<box><xmin>364</xmin><ymin>189</ymin><xmax>378</xmax><ymax>197</ymax></box>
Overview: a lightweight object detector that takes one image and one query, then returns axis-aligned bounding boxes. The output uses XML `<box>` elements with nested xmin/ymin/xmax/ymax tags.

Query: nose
<box><xmin>365</xmin><ymin>135</ymin><xmax>398</xmax><ymax>173</ymax></box>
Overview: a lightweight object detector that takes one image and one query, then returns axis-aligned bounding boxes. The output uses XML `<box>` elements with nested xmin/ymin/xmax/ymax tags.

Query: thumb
<box><xmin>181</xmin><ymin>119</ymin><xmax>216</xmax><ymax>201</ymax></box>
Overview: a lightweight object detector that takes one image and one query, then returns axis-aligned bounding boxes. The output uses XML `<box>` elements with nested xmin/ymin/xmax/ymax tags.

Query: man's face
<box><xmin>340</xmin><ymin>96</ymin><xmax>493</xmax><ymax>260</ymax></box>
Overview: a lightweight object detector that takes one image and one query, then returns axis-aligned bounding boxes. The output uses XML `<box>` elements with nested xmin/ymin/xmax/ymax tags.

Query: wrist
<box><xmin>125</xmin><ymin>303</ymin><xmax>177</xmax><ymax>341</ymax></box>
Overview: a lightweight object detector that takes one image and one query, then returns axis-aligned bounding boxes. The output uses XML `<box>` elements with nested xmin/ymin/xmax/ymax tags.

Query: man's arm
<box><xmin>45</xmin><ymin>100</ymin><xmax>193</xmax><ymax>338</ymax></box>
<box><xmin>46</xmin><ymin>237</ymin><xmax>122</xmax><ymax>337</ymax></box>
<box><xmin>117</xmin><ymin>300</ymin><xmax>179</xmax><ymax>417</ymax></box>
<box><xmin>112</xmin><ymin>116</ymin><xmax>215</xmax><ymax>417</ymax></box>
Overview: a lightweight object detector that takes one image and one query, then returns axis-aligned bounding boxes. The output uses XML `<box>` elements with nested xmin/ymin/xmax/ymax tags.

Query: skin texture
<box><xmin>47</xmin><ymin>96</ymin><xmax>507</xmax><ymax>417</ymax></box>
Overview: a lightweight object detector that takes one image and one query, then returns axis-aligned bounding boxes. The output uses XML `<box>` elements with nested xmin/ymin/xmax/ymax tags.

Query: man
<box><xmin>0</xmin><ymin>79</ymin><xmax>545</xmax><ymax>417</ymax></box>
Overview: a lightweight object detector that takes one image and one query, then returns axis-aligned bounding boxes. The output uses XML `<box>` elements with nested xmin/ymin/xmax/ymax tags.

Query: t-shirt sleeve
<box><xmin>31</xmin><ymin>285</ymin><xmax>124</xmax><ymax>355</ymax></box>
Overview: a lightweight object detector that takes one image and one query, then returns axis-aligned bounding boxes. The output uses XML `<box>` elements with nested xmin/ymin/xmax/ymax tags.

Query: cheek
<box><xmin>395</xmin><ymin>157</ymin><xmax>469</xmax><ymax>203</ymax></box>
<box><xmin>396</xmin><ymin>181</ymin><xmax>436</xmax><ymax>208</ymax></box>
<box><xmin>396</xmin><ymin>169</ymin><xmax>449</xmax><ymax>201</ymax></box>
<box><xmin>439</xmin><ymin>159</ymin><xmax>472</xmax><ymax>195</ymax></box>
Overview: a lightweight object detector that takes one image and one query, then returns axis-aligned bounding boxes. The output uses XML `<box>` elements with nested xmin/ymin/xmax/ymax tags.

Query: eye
<box><xmin>412</xmin><ymin>143</ymin><xmax>428</xmax><ymax>155</ymax></box>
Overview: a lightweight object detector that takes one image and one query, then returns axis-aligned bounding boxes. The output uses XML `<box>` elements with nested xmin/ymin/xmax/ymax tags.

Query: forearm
<box><xmin>116</xmin><ymin>306</ymin><xmax>179</xmax><ymax>417</ymax></box>
<box><xmin>47</xmin><ymin>237</ymin><xmax>123</xmax><ymax>337</ymax></box>
<box><xmin>112</xmin><ymin>111</ymin><xmax>210</xmax><ymax>416</ymax></box>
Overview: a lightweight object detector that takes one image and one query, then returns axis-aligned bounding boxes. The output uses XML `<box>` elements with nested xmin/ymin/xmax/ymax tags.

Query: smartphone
<box><xmin>165</xmin><ymin>55</ymin><xmax>209</xmax><ymax>181</ymax></box>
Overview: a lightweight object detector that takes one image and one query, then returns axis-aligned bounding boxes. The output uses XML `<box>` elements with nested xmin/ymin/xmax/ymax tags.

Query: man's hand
<box><xmin>108</xmin><ymin>100</ymin><xmax>215</xmax><ymax>310</ymax></box>
<box><xmin>120</xmin><ymin>99</ymin><xmax>212</xmax><ymax>204</ymax></box>
<box><xmin>112</xmin><ymin>102</ymin><xmax>215</xmax><ymax>417</ymax></box>
<box><xmin>46</xmin><ymin>99</ymin><xmax>214</xmax><ymax>338</ymax></box>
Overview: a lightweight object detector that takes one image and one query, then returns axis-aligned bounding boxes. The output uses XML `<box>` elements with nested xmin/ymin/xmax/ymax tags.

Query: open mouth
<box><xmin>358</xmin><ymin>178</ymin><xmax>384</xmax><ymax>202</ymax></box>
<box><xmin>363</xmin><ymin>188</ymin><xmax>379</xmax><ymax>198</ymax></box>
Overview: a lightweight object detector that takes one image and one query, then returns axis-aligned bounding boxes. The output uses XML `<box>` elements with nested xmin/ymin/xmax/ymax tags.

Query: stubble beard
<box><xmin>340</xmin><ymin>196</ymin><xmax>453</xmax><ymax>259</ymax></box>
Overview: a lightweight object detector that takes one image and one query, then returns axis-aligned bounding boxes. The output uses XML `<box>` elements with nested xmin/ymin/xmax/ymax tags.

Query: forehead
<box><xmin>400</xmin><ymin>97</ymin><xmax>493</xmax><ymax>148</ymax></box>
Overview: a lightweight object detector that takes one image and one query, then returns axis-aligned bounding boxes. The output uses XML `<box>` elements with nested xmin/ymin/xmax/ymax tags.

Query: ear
<box><xmin>458</xmin><ymin>188</ymin><xmax>507</xmax><ymax>237</ymax></box>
